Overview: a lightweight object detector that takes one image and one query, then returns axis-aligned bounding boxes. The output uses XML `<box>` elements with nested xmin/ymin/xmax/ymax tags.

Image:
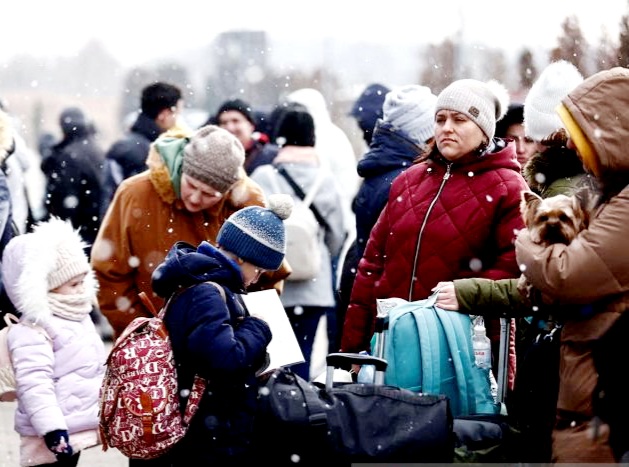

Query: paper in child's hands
<box><xmin>241</xmin><ymin>289</ymin><xmax>304</xmax><ymax>373</ymax></box>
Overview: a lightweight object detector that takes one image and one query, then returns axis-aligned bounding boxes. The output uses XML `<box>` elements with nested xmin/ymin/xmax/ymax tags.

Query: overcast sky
<box><xmin>2</xmin><ymin>0</ymin><xmax>627</xmax><ymax>66</ymax></box>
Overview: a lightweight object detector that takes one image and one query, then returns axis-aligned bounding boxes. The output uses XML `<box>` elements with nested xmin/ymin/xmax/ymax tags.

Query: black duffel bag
<box><xmin>254</xmin><ymin>353</ymin><xmax>454</xmax><ymax>466</ymax></box>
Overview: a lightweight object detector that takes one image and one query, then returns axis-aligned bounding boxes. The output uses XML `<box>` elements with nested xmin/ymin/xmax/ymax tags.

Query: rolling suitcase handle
<box><xmin>325</xmin><ymin>353</ymin><xmax>388</xmax><ymax>390</ymax></box>
<box><xmin>496</xmin><ymin>317</ymin><xmax>509</xmax><ymax>406</ymax></box>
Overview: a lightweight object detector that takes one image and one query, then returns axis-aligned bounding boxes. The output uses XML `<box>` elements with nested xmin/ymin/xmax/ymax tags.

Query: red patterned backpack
<box><xmin>99</xmin><ymin>282</ymin><xmax>224</xmax><ymax>459</ymax></box>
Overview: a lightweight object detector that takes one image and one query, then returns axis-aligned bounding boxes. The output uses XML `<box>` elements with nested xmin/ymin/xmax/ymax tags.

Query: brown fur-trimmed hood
<box><xmin>523</xmin><ymin>145</ymin><xmax>587</xmax><ymax>195</ymax></box>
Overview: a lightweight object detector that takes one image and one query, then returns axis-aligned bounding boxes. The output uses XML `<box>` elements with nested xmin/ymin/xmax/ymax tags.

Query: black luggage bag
<box><xmin>254</xmin><ymin>353</ymin><xmax>454</xmax><ymax>466</ymax></box>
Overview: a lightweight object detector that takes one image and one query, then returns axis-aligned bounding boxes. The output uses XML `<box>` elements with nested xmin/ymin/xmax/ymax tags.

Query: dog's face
<box><xmin>520</xmin><ymin>190</ymin><xmax>591</xmax><ymax>246</ymax></box>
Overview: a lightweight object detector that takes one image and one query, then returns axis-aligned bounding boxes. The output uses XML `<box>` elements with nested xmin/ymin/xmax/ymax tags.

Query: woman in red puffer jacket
<box><xmin>341</xmin><ymin>78</ymin><xmax>528</xmax><ymax>390</ymax></box>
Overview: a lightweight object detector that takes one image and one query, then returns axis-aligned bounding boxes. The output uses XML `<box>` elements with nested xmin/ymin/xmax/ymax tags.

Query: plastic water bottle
<box><xmin>357</xmin><ymin>351</ymin><xmax>375</xmax><ymax>383</ymax></box>
<box><xmin>472</xmin><ymin>322</ymin><xmax>492</xmax><ymax>370</ymax></box>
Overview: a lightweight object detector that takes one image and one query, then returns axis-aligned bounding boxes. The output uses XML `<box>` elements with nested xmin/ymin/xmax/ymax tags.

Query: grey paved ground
<box><xmin>0</xmin><ymin>317</ymin><xmax>328</xmax><ymax>466</ymax></box>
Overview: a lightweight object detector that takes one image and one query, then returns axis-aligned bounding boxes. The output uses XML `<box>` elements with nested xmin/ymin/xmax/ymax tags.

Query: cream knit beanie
<box><xmin>435</xmin><ymin>79</ymin><xmax>510</xmax><ymax>141</ymax></box>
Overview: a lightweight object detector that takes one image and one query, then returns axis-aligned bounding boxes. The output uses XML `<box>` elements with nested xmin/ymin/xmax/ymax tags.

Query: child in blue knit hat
<box><xmin>149</xmin><ymin>193</ymin><xmax>292</xmax><ymax>465</ymax></box>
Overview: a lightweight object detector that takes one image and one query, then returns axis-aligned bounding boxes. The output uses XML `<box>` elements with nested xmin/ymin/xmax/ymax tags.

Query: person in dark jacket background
<box><xmin>336</xmin><ymin>84</ymin><xmax>437</xmax><ymax>349</ymax></box>
<box><xmin>41</xmin><ymin>107</ymin><xmax>106</xmax><ymax>254</ymax></box>
<box><xmin>148</xmin><ymin>193</ymin><xmax>292</xmax><ymax>466</ymax></box>
<box><xmin>101</xmin><ymin>82</ymin><xmax>183</xmax><ymax>215</ymax></box>
<box><xmin>210</xmin><ymin>98</ymin><xmax>278</xmax><ymax>175</ymax></box>
<box><xmin>0</xmin><ymin>108</ymin><xmax>19</xmax><ymax>327</ymax></box>
<box><xmin>349</xmin><ymin>83</ymin><xmax>391</xmax><ymax>146</ymax></box>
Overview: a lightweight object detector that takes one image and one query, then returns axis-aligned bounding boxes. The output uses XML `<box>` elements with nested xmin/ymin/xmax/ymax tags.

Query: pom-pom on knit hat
<box><xmin>383</xmin><ymin>84</ymin><xmax>438</xmax><ymax>145</ymax></box>
<box><xmin>435</xmin><ymin>79</ymin><xmax>510</xmax><ymax>141</ymax></box>
<box><xmin>217</xmin><ymin>194</ymin><xmax>293</xmax><ymax>271</ymax></box>
<box><xmin>182</xmin><ymin>125</ymin><xmax>245</xmax><ymax>193</ymax></box>
<box><xmin>524</xmin><ymin>60</ymin><xmax>584</xmax><ymax>142</ymax></box>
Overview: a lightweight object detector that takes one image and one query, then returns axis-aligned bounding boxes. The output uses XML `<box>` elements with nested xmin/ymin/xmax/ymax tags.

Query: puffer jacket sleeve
<box><xmin>174</xmin><ymin>284</ymin><xmax>272</xmax><ymax>377</ymax></box>
<box><xmin>8</xmin><ymin>324</ymin><xmax>67</xmax><ymax>435</ymax></box>
<box><xmin>340</xmin><ymin>197</ymin><xmax>391</xmax><ymax>353</ymax></box>
<box><xmin>516</xmin><ymin>188</ymin><xmax>629</xmax><ymax>304</ymax></box>
<box><xmin>479</xmin><ymin>177</ymin><xmax>527</xmax><ymax>281</ymax></box>
<box><xmin>92</xmin><ymin>182</ymin><xmax>148</xmax><ymax>336</ymax></box>
<box><xmin>454</xmin><ymin>277</ymin><xmax>528</xmax><ymax>318</ymax></box>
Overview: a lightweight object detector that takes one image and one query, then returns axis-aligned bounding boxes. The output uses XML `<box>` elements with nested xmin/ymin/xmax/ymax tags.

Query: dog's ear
<box><xmin>520</xmin><ymin>190</ymin><xmax>543</xmax><ymax>227</ymax></box>
<box><xmin>572</xmin><ymin>187</ymin><xmax>597</xmax><ymax>228</ymax></box>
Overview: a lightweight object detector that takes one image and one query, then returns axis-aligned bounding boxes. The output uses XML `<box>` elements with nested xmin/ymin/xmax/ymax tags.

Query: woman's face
<box><xmin>435</xmin><ymin>110</ymin><xmax>487</xmax><ymax>161</ymax></box>
<box><xmin>180</xmin><ymin>173</ymin><xmax>224</xmax><ymax>212</ymax></box>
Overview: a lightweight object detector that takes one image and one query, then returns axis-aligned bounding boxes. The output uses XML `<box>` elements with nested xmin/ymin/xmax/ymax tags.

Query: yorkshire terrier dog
<box><xmin>518</xmin><ymin>188</ymin><xmax>595</xmax><ymax>300</ymax></box>
<box><xmin>520</xmin><ymin>189</ymin><xmax>593</xmax><ymax>246</ymax></box>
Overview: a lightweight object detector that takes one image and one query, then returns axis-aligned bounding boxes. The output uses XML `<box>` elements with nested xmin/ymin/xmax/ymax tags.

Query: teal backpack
<box><xmin>369</xmin><ymin>293</ymin><xmax>499</xmax><ymax>417</ymax></box>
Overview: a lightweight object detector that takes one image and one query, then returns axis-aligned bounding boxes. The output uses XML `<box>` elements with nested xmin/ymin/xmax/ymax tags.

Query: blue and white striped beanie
<box><xmin>217</xmin><ymin>194</ymin><xmax>293</xmax><ymax>271</ymax></box>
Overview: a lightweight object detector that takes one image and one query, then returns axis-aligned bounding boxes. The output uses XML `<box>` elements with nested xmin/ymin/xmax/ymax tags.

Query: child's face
<box><xmin>240</xmin><ymin>261</ymin><xmax>266</xmax><ymax>288</ymax></box>
<box><xmin>51</xmin><ymin>273</ymin><xmax>87</xmax><ymax>295</ymax></box>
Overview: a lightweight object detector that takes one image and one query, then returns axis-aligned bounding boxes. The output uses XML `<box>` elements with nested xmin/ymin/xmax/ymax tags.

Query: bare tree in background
<box><xmin>618</xmin><ymin>8</ymin><xmax>629</xmax><ymax>68</ymax></box>
<box><xmin>550</xmin><ymin>15</ymin><xmax>588</xmax><ymax>75</ymax></box>
<box><xmin>420</xmin><ymin>38</ymin><xmax>456</xmax><ymax>94</ymax></box>
<box><xmin>595</xmin><ymin>27</ymin><xmax>619</xmax><ymax>71</ymax></box>
<box><xmin>518</xmin><ymin>48</ymin><xmax>537</xmax><ymax>90</ymax></box>
<box><xmin>482</xmin><ymin>48</ymin><xmax>508</xmax><ymax>84</ymax></box>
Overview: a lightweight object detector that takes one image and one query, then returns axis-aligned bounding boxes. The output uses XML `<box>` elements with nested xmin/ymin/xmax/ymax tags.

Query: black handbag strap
<box><xmin>277</xmin><ymin>166</ymin><xmax>330</xmax><ymax>232</ymax></box>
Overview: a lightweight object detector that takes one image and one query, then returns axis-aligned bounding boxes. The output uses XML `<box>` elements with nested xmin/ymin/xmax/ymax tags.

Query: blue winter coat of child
<box><xmin>151</xmin><ymin>240</ymin><xmax>272</xmax><ymax>465</ymax></box>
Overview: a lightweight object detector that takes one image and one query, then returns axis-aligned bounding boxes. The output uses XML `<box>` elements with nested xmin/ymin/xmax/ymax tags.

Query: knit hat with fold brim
<box><xmin>182</xmin><ymin>125</ymin><xmax>245</xmax><ymax>193</ymax></box>
<box><xmin>217</xmin><ymin>194</ymin><xmax>293</xmax><ymax>271</ymax></box>
<box><xmin>435</xmin><ymin>79</ymin><xmax>510</xmax><ymax>141</ymax></box>
<box><xmin>383</xmin><ymin>84</ymin><xmax>437</xmax><ymax>145</ymax></box>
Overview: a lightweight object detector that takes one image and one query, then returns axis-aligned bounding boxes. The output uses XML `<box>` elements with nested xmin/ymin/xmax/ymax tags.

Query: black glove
<box><xmin>44</xmin><ymin>429</ymin><xmax>73</xmax><ymax>459</ymax></box>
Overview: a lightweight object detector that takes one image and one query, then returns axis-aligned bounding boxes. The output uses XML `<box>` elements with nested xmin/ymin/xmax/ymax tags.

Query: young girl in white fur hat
<box><xmin>3</xmin><ymin>217</ymin><xmax>105</xmax><ymax>466</ymax></box>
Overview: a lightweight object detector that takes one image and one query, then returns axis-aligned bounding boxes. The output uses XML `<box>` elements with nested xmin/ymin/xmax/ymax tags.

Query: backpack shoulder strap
<box><xmin>277</xmin><ymin>166</ymin><xmax>330</xmax><ymax>231</ymax></box>
<box><xmin>205</xmin><ymin>281</ymin><xmax>226</xmax><ymax>302</ymax></box>
<box><xmin>412</xmin><ymin>302</ymin><xmax>442</xmax><ymax>396</ymax></box>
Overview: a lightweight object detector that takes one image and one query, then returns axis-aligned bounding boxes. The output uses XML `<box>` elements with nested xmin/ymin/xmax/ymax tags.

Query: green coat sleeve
<box><xmin>453</xmin><ymin>277</ymin><xmax>534</xmax><ymax>318</ymax></box>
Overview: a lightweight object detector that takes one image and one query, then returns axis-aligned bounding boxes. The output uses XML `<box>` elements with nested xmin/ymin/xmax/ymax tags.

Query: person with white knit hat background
<box><xmin>149</xmin><ymin>194</ymin><xmax>292</xmax><ymax>465</ymax></box>
<box><xmin>91</xmin><ymin>123</ymin><xmax>291</xmax><ymax>342</ymax></box>
<box><xmin>3</xmin><ymin>216</ymin><xmax>106</xmax><ymax>466</ymax></box>
<box><xmin>521</xmin><ymin>60</ymin><xmax>588</xmax><ymax>198</ymax></box>
<box><xmin>524</xmin><ymin>60</ymin><xmax>584</xmax><ymax>144</ymax></box>
<box><xmin>429</xmin><ymin>65</ymin><xmax>591</xmax><ymax>464</ymax></box>
<box><xmin>342</xmin><ymin>78</ymin><xmax>529</xmax><ymax>397</ymax></box>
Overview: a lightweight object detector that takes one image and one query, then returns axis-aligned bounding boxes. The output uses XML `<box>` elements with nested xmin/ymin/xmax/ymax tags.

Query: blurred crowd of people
<box><xmin>3</xmin><ymin>60</ymin><xmax>629</xmax><ymax>465</ymax></box>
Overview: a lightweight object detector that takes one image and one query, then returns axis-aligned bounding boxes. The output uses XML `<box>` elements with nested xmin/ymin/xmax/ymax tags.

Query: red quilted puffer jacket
<box><xmin>341</xmin><ymin>142</ymin><xmax>528</xmax><ymax>389</ymax></box>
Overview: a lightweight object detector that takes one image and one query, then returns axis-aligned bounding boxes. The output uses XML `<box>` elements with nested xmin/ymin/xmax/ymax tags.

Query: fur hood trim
<box><xmin>523</xmin><ymin>146</ymin><xmax>586</xmax><ymax>194</ymax></box>
<box><xmin>1</xmin><ymin>217</ymin><xmax>96</xmax><ymax>323</ymax></box>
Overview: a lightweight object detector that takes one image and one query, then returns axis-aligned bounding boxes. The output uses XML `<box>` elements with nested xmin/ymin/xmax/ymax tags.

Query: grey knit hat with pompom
<box><xmin>217</xmin><ymin>194</ymin><xmax>293</xmax><ymax>270</ymax></box>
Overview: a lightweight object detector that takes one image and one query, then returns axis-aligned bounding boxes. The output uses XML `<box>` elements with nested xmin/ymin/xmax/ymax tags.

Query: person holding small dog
<box><xmin>515</xmin><ymin>67</ymin><xmax>629</xmax><ymax>463</ymax></box>
<box><xmin>341</xmin><ymin>78</ymin><xmax>528</xmax><ymax>391</ymax></box>
<box><xmin>432</xmin><ymin>60</ymin><xmax>588</xmax><ymax>463</ymax></box>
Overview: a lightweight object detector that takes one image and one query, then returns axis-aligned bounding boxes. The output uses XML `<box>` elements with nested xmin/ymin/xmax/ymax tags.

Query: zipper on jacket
<box><xmin>408</xmin><ymin>163</ymin><xmax>452</xmax><ymax>300</ymax></box>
